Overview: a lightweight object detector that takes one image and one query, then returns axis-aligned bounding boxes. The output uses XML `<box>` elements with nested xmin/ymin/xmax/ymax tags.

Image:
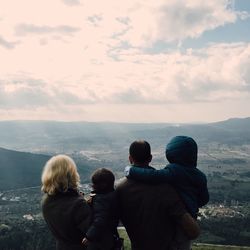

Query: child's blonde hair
<box><xmin>41</xmin><ymin>154</ymin><xmax>80</xmax><ymax>195</ymax></box>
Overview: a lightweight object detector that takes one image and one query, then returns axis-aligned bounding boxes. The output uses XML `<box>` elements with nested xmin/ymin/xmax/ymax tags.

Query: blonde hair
<box><xmin>41</xmin><ymin>154</ymin><xmax>80</xmax><ymax>195</ymax></box>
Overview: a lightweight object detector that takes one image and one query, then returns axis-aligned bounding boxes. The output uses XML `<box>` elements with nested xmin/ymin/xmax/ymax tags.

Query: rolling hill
<box><xmin>0</xmin><ymin>147</ymin><xmax>50</xmax><ymax>190</ymax></box>
<box><xmin>0</xmin><ymin>147</ymin><xmax>94</xmax><ymax>190</ymax></box>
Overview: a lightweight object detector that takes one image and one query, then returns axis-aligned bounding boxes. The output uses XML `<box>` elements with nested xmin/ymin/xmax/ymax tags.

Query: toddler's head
<box><xmin>91</xmin><ymin>168</ymin><xmax>115</xmax><ymax>193</ymax></box>
<box><xmin>165</xmin><ymin>136</ymin><xmax>198</xmax><ymax>167</ymax></box>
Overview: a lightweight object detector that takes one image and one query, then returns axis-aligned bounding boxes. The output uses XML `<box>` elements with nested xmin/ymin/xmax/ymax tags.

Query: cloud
<box><xmin>0</xmin><ymin>42</ymin><xmax>249</xmax><ymax>122</ymax></box>
<box><xmin>0</xmin><ymin>86</ymin><xmax>50</xmax><ymax>109</ymax></box>
<box><xmin>15</xmin><ymin>24</ymin><xmax>80</xmax><ymax>36</ymax></box>
<box><xmin>87</xmin><ymin>15</ymin><xmax>103</xmax><ymax>27</ymax></box>
<box><xmin>0</xmin><ymin>0</ymin><xmax>249</xmax><ymax>122</ymax></box>
<box><xmin>61</xmin><ymin>0</ymin><xmax>81</xmax><ymax>6</ymax></box>
<box><xmin>1</xmin><ymin>40</ymin><xmax>250</xmax><ymax>108</ymax></box>
<box><xmin>2</xmin><ymin>1</ymin><xmax>248</xmax><ymax>49</ymax></box>
<box><xmin>0</xmin><ymin>77</ymin><xmax>47</xmax><ymax>87</ymax></box>
<box><xmin>0</xmin><ymin>77</ymin><xmax>94</xmax><ymax>109</ymax></box>
<box><xmin>78</xmin><ymin>42</ymin><xmax>250</xmax><ymax>104</ymax></box>
<box><xmin>111</xmin><ymin>89</ymin><xmax>150</xmax><ymax>104</ymax></box>
<box><xmin>117</xmin><ymin>0</ymin><xmax>243</xmax><ymax>47</ymax></box>
<box><xmin>0</xmin><ymin>77</ymin><xmax>50</xmax><ymax>108</ymax></box>
<box><xmin>0</xmin><ymin>35</ymin><xmax>19</xmax><ymax>49</ymax></box>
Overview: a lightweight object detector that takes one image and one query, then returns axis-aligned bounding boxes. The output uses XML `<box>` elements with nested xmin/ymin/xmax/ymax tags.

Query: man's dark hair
<box><xmin>91</xmin><ymin>168</ymin><xmax>115</xmax><ymax>193</ymax></box>
<box><xmin>129</xmin><ymin>140</ymin><xmax>151</xmax><ymax>163</ymax></box>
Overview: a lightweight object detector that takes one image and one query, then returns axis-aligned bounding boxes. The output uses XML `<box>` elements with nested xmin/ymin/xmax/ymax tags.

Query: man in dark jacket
<box><xmin>126</xmin><ymin>136</ymin><xmax>209</xmax><ymax>218</ymax></box>
<box><xmin>116</xmin><ymin>140</ymin><xmax>200</xmax><ymax>250</ymax></box>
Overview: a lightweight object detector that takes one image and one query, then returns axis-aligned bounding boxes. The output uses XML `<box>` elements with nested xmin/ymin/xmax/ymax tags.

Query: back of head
<box><xmin>41</xmin><ymin>154</ymin><xmax>80</xmax><ymax>195</ymax></box>
<box><xmin>165</xmin><ymin>136</ymin><xmax>198</xmax><ymax>167</ymax></box>
<box><xmin>91</xmin><ymin>168</ymin><xmax>115</xmax><ymax>193</ymax></box>
<box><xmin>129</xmin><ymin>140</ymin><xmax>151</xmax><ymax>165</ymax></box>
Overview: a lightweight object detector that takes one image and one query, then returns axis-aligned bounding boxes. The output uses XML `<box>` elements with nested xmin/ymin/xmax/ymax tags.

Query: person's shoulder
<box><xmin>115</xmin><ymin>177</ymin><xmax>143</xmax><ymax>194</ymax></box>
<box><xmin>41</xmin><ymin>193</ymin><xmax>60</xmax><ymax>207</ymax></box>
<box><xmin>166</xmin><ymin>163</ymin><xmax>186</xmax><ymax>171</ymax></box>
<box><xmin>197</xmin><ymin>170</ymin><xmax>208</xmax><ymax>186</ymax></box>
<box><xmin>94</xmin><ymin>190</ymin><xmax>116</xmax><ymax>201</ymax></box>
<box><xmin>72</xmin><ymin>193</ymin><xmax>90</xmax><ymax>213</ymax></box>
<box><xmin>168</xmin><ymin>163</ymin><xmax>206</xmax><ymax>177</ymax></box>
<box><xmin>115</xmin><ymin>177</ymin><xmax>128</xmax><ymax>188</ymax></box>
<box><xmin>67</xmin><ymin>191</ymin><xmax>88</xmax><ymax>206</ymax></box>
<box><xmin>195</xmin><ymin>166</ymin><xmax>206</xmax><ymax>176</ymax></box>
<box><xmin>190</xmin><ymin>166</ymin><xmax>207</xmax><ymax>183</ymax></box>
<box><xmin>41</xmin><ymin>194</ymin><xmax>50</xmax><ymax>209</ymax></box>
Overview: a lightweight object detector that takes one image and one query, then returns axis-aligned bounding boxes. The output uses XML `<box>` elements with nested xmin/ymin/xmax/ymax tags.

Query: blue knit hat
<box><xmin>165</xmin><ymin>136</ymin><xmax>197</xmax><ymax>167</ymax></box>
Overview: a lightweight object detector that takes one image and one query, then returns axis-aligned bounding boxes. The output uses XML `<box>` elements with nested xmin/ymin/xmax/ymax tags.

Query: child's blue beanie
<box><xmin>165</xmin><ymin>136</ymin><xmax>197</xmax><ymax>167</ymax></box>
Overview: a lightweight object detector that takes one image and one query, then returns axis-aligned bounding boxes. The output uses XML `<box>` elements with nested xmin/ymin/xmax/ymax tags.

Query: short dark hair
<box><xmin>91</xmin><ymin>168</ymin><xmax>115</xmax><ymax>193</ymax></box>
<box><xmin>129</xmin><ymin>140</ymin><xmax>151</xmax><ymax>163</ymax></box>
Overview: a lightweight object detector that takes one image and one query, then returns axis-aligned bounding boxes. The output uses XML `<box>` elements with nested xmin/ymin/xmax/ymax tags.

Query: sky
<box><xmin>0</xmin><ymin>0</ymin><xmax>250</xmax><ymax>123</ymax></box>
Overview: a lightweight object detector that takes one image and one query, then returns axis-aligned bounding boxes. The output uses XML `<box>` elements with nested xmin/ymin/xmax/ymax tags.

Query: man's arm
<box><xmin>159</xmin><ymin>183</ymin><xmax>200</xmax><ymax>240</ymax></box>
<box><xmin>179</xmin><ymin>213</ymin><xmax>200</xmax><ymax>240</ymax></box>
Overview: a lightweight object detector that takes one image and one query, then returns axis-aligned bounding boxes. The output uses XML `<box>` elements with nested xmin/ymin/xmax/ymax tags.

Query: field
<box><xmin>118</xmin><ymin>229</ymin><xmax>250</xmax><ymax>250</ymax></box>
<box><xmin>193</xmin><ymin>244</ymin><xmax>250</xmax><ymax>250</ymax></box>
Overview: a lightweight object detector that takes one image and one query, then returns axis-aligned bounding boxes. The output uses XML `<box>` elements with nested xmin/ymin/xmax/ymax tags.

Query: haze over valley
<box><xmin>1</xmin><ymin>117</ymin><xmax>250</xmax><ymax>194</ymax></box>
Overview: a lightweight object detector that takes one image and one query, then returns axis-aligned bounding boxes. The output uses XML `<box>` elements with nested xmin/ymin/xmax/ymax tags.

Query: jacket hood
<box><xmin>165</xmin><ymin>136</ymin><xmax>197</xmax><ymax>167</ymax></box>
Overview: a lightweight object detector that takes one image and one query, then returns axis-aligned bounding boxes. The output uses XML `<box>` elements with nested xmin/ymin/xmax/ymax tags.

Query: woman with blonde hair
<box><xmin>41</xmin><ymin>154</ymin><xmax>91</xmax><ymax>250</ymax></box>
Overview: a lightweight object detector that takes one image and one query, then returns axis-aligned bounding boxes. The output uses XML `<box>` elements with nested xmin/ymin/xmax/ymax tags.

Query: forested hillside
<box><xmin>0</xmin><ymin>147</ymin><xmax>96</xmax><ymax>190</ymax></box>
<box><xmin>0</xmin><ymin>148</ymin><xmax>49</xmax><ymax>190</ymax></box>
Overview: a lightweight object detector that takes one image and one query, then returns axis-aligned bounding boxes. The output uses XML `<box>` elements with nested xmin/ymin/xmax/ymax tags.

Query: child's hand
<box><xmin>86</xmin><ymin>195</ymin><xmax>93</xmax><ymax>205</ymax></box>
<box><xmin>82</xmin><ymin>237</ymin><xmax>89</xmax><ymax>246</ymax></box>
<box><xmin>79</xmin><ymin>191</ymin><xmax>85</xmax><ymax>197</ymax></box>
<box><xmin>124</xmin><ymin>166</ymin><xmax>131</xmax><ymax>176</ymax></box>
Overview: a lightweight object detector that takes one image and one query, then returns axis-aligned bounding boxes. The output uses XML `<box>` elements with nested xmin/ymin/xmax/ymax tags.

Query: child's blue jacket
<box><xmin>129</xmin><ymin>163</ymin><xmax>209</xmax><ymax>217</ymax></box>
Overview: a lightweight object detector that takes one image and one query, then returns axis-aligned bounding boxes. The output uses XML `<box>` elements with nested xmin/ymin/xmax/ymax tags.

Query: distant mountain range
<box><xmin>142</xmin><ymin>117</ymin><xmax>250</xmax><ymax>146</ymax></box>
<box><xmin>0</xmin><ymin>117</ymin><xmax>250</xmax><ymax>153</ymax></box>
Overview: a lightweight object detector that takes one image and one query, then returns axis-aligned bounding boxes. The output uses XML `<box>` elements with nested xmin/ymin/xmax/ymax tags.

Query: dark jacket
<box><xmin>129</xmin><ymin>136</ymin><xmax>209</xmax><ymax>217</ymax></box>
<box><xmin>86</xmin><ymin>191</ymin><xmax>119</xmax><ymax>250</ymax></box>
<box><xmin>116</xmin><ymin>174</ymin><xmax>187</xmax><ymax>250</ymax></box>
<box><xmin>42</xmin><ymin>189</ymin><xmax>92</xmax><ymax>250</ymax></box>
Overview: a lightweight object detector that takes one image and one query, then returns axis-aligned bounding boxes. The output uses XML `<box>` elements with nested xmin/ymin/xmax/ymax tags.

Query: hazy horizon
<box><xmin>0</xmin><ymin>116</ymin><xmax>249</xmax><ymax>124</ymax></box>
<box><xmin>1</xmin><ymin>1</ymin><xmax>250</xmax><ymax>123</ymax></box>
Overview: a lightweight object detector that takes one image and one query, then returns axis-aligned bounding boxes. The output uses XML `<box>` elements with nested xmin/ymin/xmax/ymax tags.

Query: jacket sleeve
<box><xmin>85</xmin><ymin>195</ymin><xmax>110</xmax><ymax>241</ymax></box>
<box><xmin>197</xmin><ymin>176</ymin><xmax>209</xmax><ymax>207</ymax></box>
<box><xmin>128</xmin><ymin>166</ymin><xmax>176</xmax><ymax>184</ymax></box>
<box><xmin>73</xmin><ymin>198</ymin><xmax>92</xmax><ymax>235</ymax></box>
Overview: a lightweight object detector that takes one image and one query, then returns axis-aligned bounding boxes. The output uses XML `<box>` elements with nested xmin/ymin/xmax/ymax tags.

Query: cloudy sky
<box><xmin>0</xmin><ymin>0</ymin><xmax>250</xmax><ymax>123</ymax></box>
